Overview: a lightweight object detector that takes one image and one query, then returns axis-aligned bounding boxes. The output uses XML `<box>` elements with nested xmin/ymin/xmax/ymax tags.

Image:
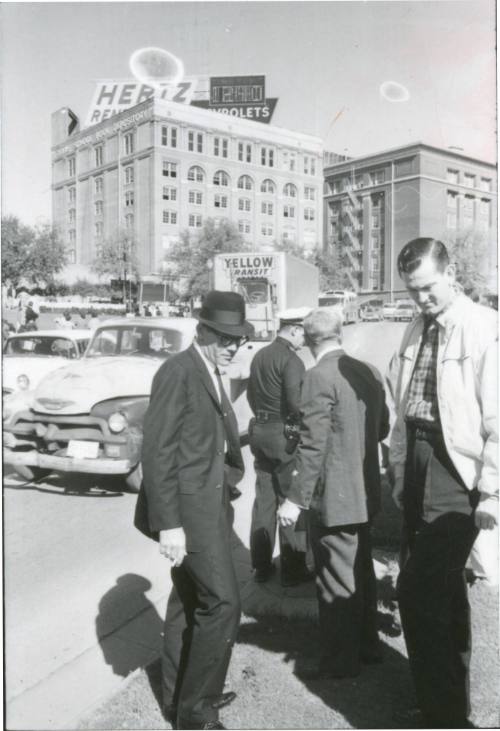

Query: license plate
<box><xmin>67</xmin><ymin>440</ymin><xmax>99</xmax><ymax>459</ymax></box>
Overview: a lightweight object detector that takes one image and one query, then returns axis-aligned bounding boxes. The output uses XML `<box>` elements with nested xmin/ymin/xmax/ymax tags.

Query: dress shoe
<box><xmin>281</xmin><ymin>568</ymin><xmax>315</xmax><ymax>587</ymax></box>
<box><xmin>254</xmin><ymin>564</ymin><xmax>276</xmax><ymax>583</ymax></box>
<box><xmin>177</xmin><ymin>720</ymin><xmax>225</xmax><ymax>729</ymax></box>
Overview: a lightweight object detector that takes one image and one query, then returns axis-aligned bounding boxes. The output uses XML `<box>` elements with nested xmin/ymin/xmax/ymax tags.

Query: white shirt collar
<box><xmin>315</xmin><ymin>343</ymin><xmax>343</xmax><ymax>363</ymax></box>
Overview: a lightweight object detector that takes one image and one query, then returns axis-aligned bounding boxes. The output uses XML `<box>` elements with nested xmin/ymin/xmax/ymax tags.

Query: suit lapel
<box><xmin>187</xmin><ymin>344</ymin><xmax>222</xmax><ymax>412</ymax></box>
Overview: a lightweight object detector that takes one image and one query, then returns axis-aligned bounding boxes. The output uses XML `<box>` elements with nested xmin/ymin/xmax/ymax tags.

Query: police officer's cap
<box><xmin>277</xmin><ymin>307</ymin><xmax>312</xmax><ymax>327</ymax></box>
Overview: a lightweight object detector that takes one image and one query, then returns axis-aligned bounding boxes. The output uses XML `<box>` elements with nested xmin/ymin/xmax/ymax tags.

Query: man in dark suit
<box><xmin>278</xmin><ymin>307</ymin><xmax>389</xmax><ymax>678</ymax></box>
<box><xmin>137</xmin><ymin>291</ymin><xmax>253</xmax><ymax>730</ymax></box>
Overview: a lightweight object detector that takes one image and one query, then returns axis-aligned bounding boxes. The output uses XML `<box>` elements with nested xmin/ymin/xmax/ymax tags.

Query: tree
<box><xmin>91</xmin><ymin>228</ymin><xmax>139</xmax><ymax>302</ymax></box>
<box><xmin>1</xmin><ymin>215</ymin><xmax>67</xmax><ymax>288</ymax></box>
<box><xmin>314</xmin><ymin>246</ymin><xmax>350</xmax><ymax>291</ymax></box>
<box><xmin>167</xmin><ymin>218</ymin><xmax>249</xmax><ymax>297</ymax></box>
<box><xmin>444</xmin><ymin>228</ymin><xmax>489</xmax><ymax>297</ymax></box>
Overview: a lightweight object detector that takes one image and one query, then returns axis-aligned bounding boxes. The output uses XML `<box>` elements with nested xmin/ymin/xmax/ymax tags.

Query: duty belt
<box><xmin>255</xmin><ymin>409</ymin><xmax>284</xmax><ymax>424</ymax></box>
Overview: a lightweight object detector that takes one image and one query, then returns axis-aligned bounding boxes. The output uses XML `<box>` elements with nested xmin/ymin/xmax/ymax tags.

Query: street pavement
<box><xmin>3</xmin><ymin>321</ymin><xmax>406</xmax><ymax>729</ymax></box>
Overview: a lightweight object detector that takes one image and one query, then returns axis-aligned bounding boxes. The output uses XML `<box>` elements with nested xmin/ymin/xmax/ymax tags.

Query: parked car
<box><xmin>394</xmin><ymin>301</ymin><xmax>417</xmax><ymax>321</ymax></box>
<box><xmin>382</xmin><ymin>302</ymin><xmax>398</xmax><ymax>320</ymax></box>
<box><xmin>3</xmin><ymin>330</ymin><xmax>91</xmax><ymax>396</ymax></box>
<box><xmin>360</xmin><ymin>304</ymin><xmax>383</xmax><ymax>321</ymax></box>
<box><xmin>3</xmin><ymin>317</ymin><xmax>252</xmax><ymax>490</ymax></box>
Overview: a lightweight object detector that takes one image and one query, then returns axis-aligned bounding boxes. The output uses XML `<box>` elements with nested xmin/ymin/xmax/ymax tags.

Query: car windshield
<box><xmin>86</xmin><ymin>325</ymin><xmax>184</xmax><ymax>358</ymax></box>
<box><xmin>4</xmin><ymin>336</ymin><xmax>81</xmax><ymax>359</ymax></box>
<box><xmin>397</xmin><ymin>304</ymin><xmax>411</xmax><ymax>309</ymax></box>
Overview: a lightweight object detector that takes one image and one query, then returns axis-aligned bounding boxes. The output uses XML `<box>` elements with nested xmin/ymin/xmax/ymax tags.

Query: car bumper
<box><xmin>3</xmin><ymin>446</ymin><xmax>132</xmax><ymax>475</ymax></box>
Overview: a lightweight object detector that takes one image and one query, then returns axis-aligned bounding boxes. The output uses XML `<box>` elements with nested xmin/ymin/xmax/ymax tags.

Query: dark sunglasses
<box><xmin>208</xmin><ymin>327</ymin><xmax>247</xmax><ymax>347</ymax></box>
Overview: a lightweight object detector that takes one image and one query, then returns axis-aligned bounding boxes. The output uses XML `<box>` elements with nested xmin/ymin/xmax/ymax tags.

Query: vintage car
<box><xmin>382</xmin><ymin>302</ymin><xmax>398</xmax><ymax>320</ymax></box>
<box><xmin>3</xmin><ymin>330</ymin><xmax>91</xmax><ymax>396</ymax></box>
<box><xmin>360</xmin><ymin>303</ymin><xmax>383</xmax><ymax>322</ymax></box>
<box><xmin>394</xmin><ymin>301</ymin><xmax>417</xmax><ymax>321</ymax></box>
<box><xmin>4</xmin><ymin>317</ymin><xmax>254</xmax><ymax>490</ymax></box>
<box><xmin>3</xmin><ymin>318</ymin><xmax>199</xmax><ymax>489</ymax></box>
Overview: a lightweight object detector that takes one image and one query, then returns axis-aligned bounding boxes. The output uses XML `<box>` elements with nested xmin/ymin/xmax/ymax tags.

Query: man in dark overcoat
<box><xmin>278</xmin><ymin>307</ymin><xmax>390</xmax><ymax>678</ymax></box>
<box><xmin>135</xmin><ymin>290</ymin><xmax>253</xmax><ymax>730</ymax></box>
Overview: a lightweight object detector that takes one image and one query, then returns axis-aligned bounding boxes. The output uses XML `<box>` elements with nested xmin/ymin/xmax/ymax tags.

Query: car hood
<box><xmin>32</xmin><ymin>356</ymin><xmax>163</xmax><ymax>415</ymax></box>
<box><xmin>3</xmin><ymin>356</ymin><xmax>70</xmax><ymax>392</ymax></box>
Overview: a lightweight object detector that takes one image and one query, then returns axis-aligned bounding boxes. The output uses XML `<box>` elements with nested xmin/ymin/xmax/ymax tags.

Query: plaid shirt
<box><xmin>405</xmin><ymin>317</ymin><xmax>440</xmax><ymax>424</ymax></box>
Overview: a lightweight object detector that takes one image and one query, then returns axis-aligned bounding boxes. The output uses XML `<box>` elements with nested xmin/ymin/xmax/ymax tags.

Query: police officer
<box><xmin>247</xmin><ymin>307</ymin><xmax>312</xmax><ymax>586</ymax></box>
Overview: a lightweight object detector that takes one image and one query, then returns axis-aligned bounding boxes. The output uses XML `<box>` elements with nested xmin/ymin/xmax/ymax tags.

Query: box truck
<box><xmin>213</xmin><ymin>251</ymin><xmax>319</xmax><ymax>340</ymax></box>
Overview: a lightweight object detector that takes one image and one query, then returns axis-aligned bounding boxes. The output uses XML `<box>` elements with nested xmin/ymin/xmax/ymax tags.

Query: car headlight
<box><xmin>108</xmin><ymin>411</ymin><xmax>128</xmax><ymax>433</ymax></box>
<box><xmin>17</xmin><ymin>374</ymin><xmax>30</xmax><ymax>390</ymax></box>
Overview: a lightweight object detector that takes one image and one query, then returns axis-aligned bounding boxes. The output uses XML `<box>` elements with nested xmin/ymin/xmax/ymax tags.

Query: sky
<box><xmin>2</xmin><ymin>0</ymin><xmax>496</xmax><ymax>225</ymax></box>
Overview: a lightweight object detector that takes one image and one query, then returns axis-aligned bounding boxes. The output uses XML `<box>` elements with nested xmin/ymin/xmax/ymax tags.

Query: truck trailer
<box><xmin>213</xmin><ymin>251</ymin><xmax>319</xmax><ymax>340</ymax></box>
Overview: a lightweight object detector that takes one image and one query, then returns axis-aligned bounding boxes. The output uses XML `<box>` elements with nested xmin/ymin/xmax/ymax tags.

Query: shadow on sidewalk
<box><xmin>96</xmin><ymin>573</ymin><xmax>164</xmax><ymax>678</ymax></box>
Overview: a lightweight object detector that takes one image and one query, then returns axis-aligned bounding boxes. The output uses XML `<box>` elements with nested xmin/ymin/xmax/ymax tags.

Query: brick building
<box><xmin>323</xmin><ymin>143</ymin><xmax>497</xmax><ymax>294</ymax></box>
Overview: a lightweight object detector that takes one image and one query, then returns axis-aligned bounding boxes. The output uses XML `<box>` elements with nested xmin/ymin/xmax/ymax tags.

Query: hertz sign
<box><xmin>191</xmin><ymin>75</ymin><xmax>277</xmax><ymax>124</ymax></box>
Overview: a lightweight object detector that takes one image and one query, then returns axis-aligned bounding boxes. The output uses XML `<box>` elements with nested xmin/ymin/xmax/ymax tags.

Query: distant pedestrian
<box><xmin>87</xmin><ymin>309</ymin><xmax>100</xmax><ymax>330</ymax></box>
<box><xmin>56</xmin><ymin>310</ymin><xmax>75</xmax><ymax>329</ymax></box>
<box><xmin>388</xmin><ymin>238</ymin><xmax>497</xmax><ymax>728</ymax></box>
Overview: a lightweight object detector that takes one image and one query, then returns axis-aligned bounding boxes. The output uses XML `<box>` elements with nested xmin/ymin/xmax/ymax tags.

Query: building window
<box><xmin>68</xmin><ymin>248</ymin><xmax>76</xmax><ymax>264</ymax></box>
<box><xmin>479</xmin><ymin>199</ymin><xmax>491</xmax><ymax>230</ymax></box>
<box><xmin>303</xmin><ymin>155</ymin><xmax>316</xmax><ymax>175</ymax></box>
<box><xmin>125</xmin><ymin>213</ymin><xmax>134</xmax><ymax>229</ymax></box>
<box><xmin>188</xmin><ymin>165</ymin><xmax>204</xmax><ymax>182</ymax></box>
<box><xmin>283</xmin><ymin>183</ymin><xmax>297</xmax><ymax>198</ymax></box>
<box><xmin>124</xmin><ymin>132</ymin><xmax>134</xmax><ymax>155</ymax></box>
<box><xmin>95</xmin><ymin>145</ymin><xmax>103</xmax><ymax>167</ymax></box>
<box><xmin>283</xmin><ymin>205</ymin><xmax>295</xmax><ymax>218</ymax></box>
<box><xmin>447</xmin><ymin>169</ymin><xmax>459</xmax><ymax>184</ymax></box>
<box><xmin>261</xmin><ymin>224</ymin><xmax>274</xmax><ymax>236</ymax></box>
<box><xmin>282</xmin><ymin>151</ymin><xmax>296</xmax><ymax>172</ymax></box>
<box><xmin>354</xmin><ymin>174</ymin><xmax>364</xmax><ymax>189</ymax></box>
<box><xmin>161</xmin><ymin>125</ymin><xmax>177</xmax><ymax>148</ymax></box>
<box><xmin>446</xmin><ymin>190</ymin><xmax>458</xmax><ymax>229</ymax></box>
<box><xmin>304</xmin><ymin>207</ymin><xmax>315</xmax><ymax>221</ymax></box>
<box><xmin>480</xmin><ymin>177</ymin><xmax>492</xmax><ymax>192</ymax></box>
<box><xmin>261</xmin><ymin>201</ymin><xmax>273</xmax><ymax>215</ymax></box>
<box><xmin>125</xmin><ymin>191</ymin><xmax>134</xmax><ymax>207</ymax></box>
<box><xmin>124</xmin><ymin>166</ymin><xmax>134</xmax><ymax>185</ymax></box>
<box><xmin>213</xmin><ymin>170</ymin><xmax>229</xmax><ymax>187</ymax></box>
<box><xmin>462</xmin><ymin>194</ymin><xmax>475</xmax><ymax>224</ymax></box>
<box><xmin>237</xmin><ymin>175</ymin><xmax>253</xmax><ymax>191</ymax></box>
<box><xmin>372</xmin><ymin>213</ymin><xmax>380</xmax><ymax>229</ymax></box>
<box><xmin>162</xmin><ymin>161</ymin><xmax>177</xmax><ymax>178</ymax></box>
<box><xmin>260</xmin><ymin>179</ymin><xmax>275</xmax><ymax>194</ymax></box>
<box><xmin>188</xmin><ymin>190</ymin><xmax>203</xmax><ymax>205</ymax></box>
<box><xmin>163</xmin><ymin>210</ymin><xmax>177</xmax><ymax>224</ymax></box>
<box><xmin>68</xmin><ymin>187</ymin><xmax>76</xmax><ymax>204</ymax></box>
<box><xmin>163</xmin><ymin>186</ymin><xmax>177</xmax><ymax>201</ymax></box>
<box><xmin>214</xmin><ymin>194</ymin><xmax>228</xmax><ymax>209</ymax></box>
<box><xmin>94</xmin><ymin>177</ymin><xmax>103</xmax><ymax>195</ymax></box>
<box><xmin>94</xmin><ymin>221</ymin><xmax>103</xmax><ymax>239</ymax></box>
<box><xmin>68</xmin><ymin>230</ymin><xmax>76</xmax><ymax>244</ymax></box>
<box><xmin>238</xmin><ymin>220</ymin><xmax>251</xmax><ymax>234</ymax></box>
<box><xmin>331</xmin><ymin>179</ymin><xmax>341</xmax><ymax>194</ymax></box>
<box><xmin>214</xmin><ymin>136</ymin><xmax>229</xmax><ymax>158</ymax></box>
<box><xmin>188</xmin><ymin>131</ymin><xmax>204</xmax><ymax>153</ymax></box>
<box><xmin>68</xmin><ymin>208</ymin><xmax>76</xmax><ymax>223</ymax></box>
<box><xmin>238</xmin><ymin>197</ymin><xmax>251</xmax><ymax>212</ymax></box>
<box><xmin>94</xmin><ymin>200</ymin><xmax>103</xmax><ymax>216</ymax></box>
<box><xmin>68</xmin><ymin>157</ymin><xmax>76</xmax><ymax>177</ymax></box>
<box><xmin>371</xmin><ymin>231</ymin><xmax>380</xmax><ymax>248</ymax></box>
<box><xmin>188</xmin><ymin>214</ymin><xmax>202</xmax><ymax>228</ymax></box>
<box><xmin>464</xmin><ymin>173</ymin><xmax>476</xmax><ymax>189</ymax></box>
<box><xmin>260</xmin><ymin>146</ymin><xmax>274</xmax><ymax>167</ymax></box>
<box><xmin>370</xmin><ymin>169</ymin><xmax>385</xmax><ymax>185</ymax></box>
<box><xmin>304</xmin><ymin>186</ymin><xmax>316</xmax><ymax>201</ymax></box>
<box><xmin>238</xmin><ymin>142</ymin><xmax>252</xmax><ymax>163</ymax></box>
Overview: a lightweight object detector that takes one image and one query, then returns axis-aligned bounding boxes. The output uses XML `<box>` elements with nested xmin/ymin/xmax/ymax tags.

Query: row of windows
<box><xmin>159</xmin><ymin>200</ymin><xmax>315</xmax><ymax>220</ymax></box>
<box><xmin>66</xmin><ymin>129</ymin><xmax>318</xmax><ymax>177</ymax></box>
<box><xmin>447</xmin><ymin>169</ymin><xmax>492</xmax><ymax>191</ymax></box>
<box><xmin>161</xmin><ymin>125</ymin><xmax>317</xmax><ymax>173</ymax></box>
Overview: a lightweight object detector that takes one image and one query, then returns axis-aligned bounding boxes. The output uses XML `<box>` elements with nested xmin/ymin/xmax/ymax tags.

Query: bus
<box><xmin>318</xmin><ymin>290</ymin><xmax>359</xmax><ymax>325</ymax></box>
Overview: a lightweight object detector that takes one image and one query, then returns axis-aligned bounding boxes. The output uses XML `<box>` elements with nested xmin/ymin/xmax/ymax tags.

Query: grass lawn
<box><xmin>79</xmin><ymin>555</ymin><xmax>499</xmax><ymax>730</ymax></box>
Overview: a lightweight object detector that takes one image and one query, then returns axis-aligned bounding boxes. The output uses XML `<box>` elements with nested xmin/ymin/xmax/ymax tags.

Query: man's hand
<box><xmin>159</xmin><ymin>527</ymin><xmax>187</xmax><ymax>567</ymax></box>
<box><xmin>475</xmin><ymin>510</ymin><xmax>497</xmax><ymax>531</ymax></box>
<box><xmin>277</xmin><ymin>499</ymin><xmax>301</xmax><ymax>527</ymax></box>
<box><xmin>392</xmin><ymin>476</ymin><xmax>404</xmax><ymax>511</ymax></box>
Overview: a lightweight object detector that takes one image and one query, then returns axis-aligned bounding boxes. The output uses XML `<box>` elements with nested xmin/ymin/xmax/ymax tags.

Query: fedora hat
<box><xmin>197</xmin><ymin>290</ymin><xmax>254</xmax><ymax>338</ymax></box>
